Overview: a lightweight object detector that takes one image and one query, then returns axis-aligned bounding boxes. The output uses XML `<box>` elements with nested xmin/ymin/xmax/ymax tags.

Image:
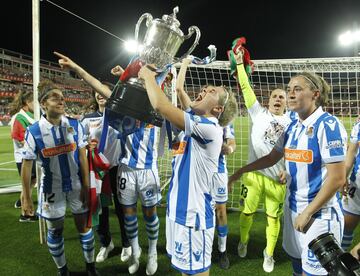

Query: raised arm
<box><xmin>139</xmin><ymin>65</ymin><xmax>185</xmax><ymax>130</ymax></box>
<box><xmin>54</xmin><ymin>51</ymin><xmax>112</xmax><ymax>99</ymax></box>
<box><xmin>234</xmin><ymin>51</ymin><xmax>257</xmax><ymax>109</ymax></box>
<box><xmin>175</xmin><ymin>58</ymin><xmax>193</xmax><ymax>110</ymax></box>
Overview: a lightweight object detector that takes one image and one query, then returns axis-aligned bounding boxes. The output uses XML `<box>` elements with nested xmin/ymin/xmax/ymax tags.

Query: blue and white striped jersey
<box><xmin>22</xmin><ymin>115</ymin><xmax>87</xmax><ymax>193</ymax></box>
<box><xmin>349</xmin><ymin>122</ymin><xmax>360</xmax><ymax>185</ymax></box>
<box><xmin>167</xmin><ymin>112</ymin><xmax>223</xmax><ymax>230</ymax></box>
<box><xmin>81</xmin><ymin>111</ymin><xmax>121</xmax><ymax>167</ymax></box>
<box><xmin>218</xmin><ymin>124</ymin><xmax>235</xmax><ymax>173</ymax></box>
<box><xmin>286</xmin><ymin>110</ymin><xmax>299</xmax><ymax>121</ymax></box>
<box><xmin>119</xmin><ymin>121</ymin><xmax>158</xmax><ymax>170</ymax></box>
<box><xmin>275</xmin><ymin>107</ymin><xmax>347</xmax><ymax>218</ymax></box>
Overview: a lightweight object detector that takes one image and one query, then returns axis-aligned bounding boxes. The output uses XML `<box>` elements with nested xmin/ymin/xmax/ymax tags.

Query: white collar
<box><xmin>298</xmin><ymin>107</ymin><xmax>324</xmax><ymax>128</ymax></box>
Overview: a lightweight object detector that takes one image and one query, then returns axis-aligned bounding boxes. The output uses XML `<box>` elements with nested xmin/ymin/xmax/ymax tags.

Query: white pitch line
<box><xmin>0</xmin><ymin>184</ymin><xmax>22</xmax><ymax>194</ymax></box>
<box><xmin>0</xmin><ymin>168</ymin><xmax>17</xmax><ymax>171</ymax></box>
<box><xmin>0</xmin><ymin>160</ymin><xmax>15</xmax><ymax>166</ymax></box>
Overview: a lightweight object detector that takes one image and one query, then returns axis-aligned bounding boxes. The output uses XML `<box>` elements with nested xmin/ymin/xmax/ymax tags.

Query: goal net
<box><xmin>159</xmin><ymin>57</ymin><xmax>360</xmax><ymax>210</ymax></box>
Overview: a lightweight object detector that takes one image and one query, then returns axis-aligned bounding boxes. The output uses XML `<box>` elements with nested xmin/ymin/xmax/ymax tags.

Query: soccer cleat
<box><xmin>14</xmin><ymin>199</ymin><xmax>21</xmax><ymax>209</ymax></box>
<box><xmin>128</xmin><ymin>248</ymin><xmax>141</xmax><ymax>275</ymax></box>
<box><xmin>218</xmin><ymin>250</ymin><xmax>230</xmax><ymax>270</ymax></box>
<box><xmin>86</xmin><ymin>262</ymin><xmax>101</xmax><ymax>276</ymax></box>
<box><xmin>237</xmin><ymin>241</ymin><xmax>248</xmax><ymax>258</ymax></box>
<box><xmin>96</xmin><ymin>240</ymin><xmax>114</xmax><ymax>263</ymax></box>
<box><xmin>263</xmin><ymin>249</ymin><xmax>275</xmax><ymax>273</ymax></box>
<box><xmin>120</xmin><ymin>246</ymin><xmax>132</xmax><ymax>262</ymax></box>
<box><xmin>19</xmin><ymin>214</ymin><xmax>38</xmax><ymax>222</ymax></box>
<box><xmin>146</xmin><ymin>253</ymin><xmax>158</xmax><ymax>275</ymax></box>
<box><xmin>57</xmin><ymin>264</ymin><xmax>70</xmax><ymax>276</ymax></box>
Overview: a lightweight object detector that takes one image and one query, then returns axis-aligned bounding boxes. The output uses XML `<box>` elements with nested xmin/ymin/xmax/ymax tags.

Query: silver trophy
<box><xmin>106</xmin><ymin>7</ymin><xmax>201</xmax><ymax>127</ymax></box>
<box><xmin>135</xmin><ymin>6</ymin><xmax>201</xmax><ymax>69</ymax></box>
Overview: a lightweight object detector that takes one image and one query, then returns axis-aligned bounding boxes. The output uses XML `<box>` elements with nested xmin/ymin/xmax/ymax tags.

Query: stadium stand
<box><xmin>0</xmin><ymin>48</ymin><xmax>92</xmax><ymax>123</ymax></box>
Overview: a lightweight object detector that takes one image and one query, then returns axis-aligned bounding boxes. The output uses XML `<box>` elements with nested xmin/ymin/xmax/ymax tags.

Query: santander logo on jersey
<box><xmin>42</xmin><ymin>143</ymin><xmax>77</xmax><ymax>157</ymax></box>
<box><xmin>284</xmin><ymin>148</ymin><xmax>313</xmax><ymax>164</ymax></box>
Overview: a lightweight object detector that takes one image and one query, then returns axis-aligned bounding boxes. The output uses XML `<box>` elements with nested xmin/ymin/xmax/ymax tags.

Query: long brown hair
<box><xmin>9</xmin><ymin>90</ymin><xmax>33</xmax><ymax>116</ymax></box>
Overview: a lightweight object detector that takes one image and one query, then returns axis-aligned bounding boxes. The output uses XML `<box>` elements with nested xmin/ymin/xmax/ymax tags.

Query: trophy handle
<box><xmin>181</xmin><ymin>26</ymin><xmax>201</xmax><ymax>58</ymax></box>
<box><xmin>135</xmin><ymin>13</ymin><xmax>153</xmax><ymax>42</ymax></box>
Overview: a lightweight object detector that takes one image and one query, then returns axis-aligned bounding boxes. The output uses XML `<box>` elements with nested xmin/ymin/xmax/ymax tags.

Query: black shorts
<box><xmin>16</xmin><ymin>161</ymin><xmax>36</xmax><ymax>180</ymax></box>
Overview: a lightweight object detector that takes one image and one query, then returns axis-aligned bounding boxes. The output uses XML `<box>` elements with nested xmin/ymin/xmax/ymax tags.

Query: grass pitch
<box><xmin>0</xmin><ymin>116</ymin><xmax>359</xmax><ymax>275</ymax></box>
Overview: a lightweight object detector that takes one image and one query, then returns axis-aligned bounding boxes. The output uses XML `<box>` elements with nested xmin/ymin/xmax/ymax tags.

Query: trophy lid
<box><xmin>162</xmin><ymin>6</ymin><xmax>181</xmax><ymax>29</ymax></box>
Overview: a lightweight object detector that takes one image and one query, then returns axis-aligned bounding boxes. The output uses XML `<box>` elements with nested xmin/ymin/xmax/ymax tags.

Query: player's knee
<box><xmin>47</xmin><ymin>219</ymin><xmax>64</xmax><ymax>238</ymax></box>
<box><xmin>48</xmin><ymin>227</ymin><xmax>64</xmax><ymax>238</ymax></box>
<box><xmin>266</xmin><ymin>214</ymin><xmax>279</xmax><ymax>220</ymax></box>
<box><xmin>142</xmin><ymin>205</ymin><xmax>156</xmax><ymax>217</ymax></box>
<box><xmin>344</xmin><ymin>214</ymin><xmax>360</xmax><ymax>230</ymax></box>
<box><xmin>46</xmin><ymin>218</ymin><xmax>64</xmax><ymax>231</ymax></box>
<box><xmin>242</xmin><ymin>212</ymin><xmax>255</xmax><ymax>217</ymax></box>
<box><xmin>122</xmin><ymin>205</ymin><xmax>137</xmax><ymax>216</ymax></box>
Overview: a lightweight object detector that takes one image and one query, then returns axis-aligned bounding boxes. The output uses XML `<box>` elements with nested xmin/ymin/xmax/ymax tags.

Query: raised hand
<box><xmin>111</xmin><ymin>65</ymin><xmax>125</xmax><ymax>76</ymax></box>
<box><xmin>54</xmin><ymin>51</ymin><xmax>78</xmax><ymax>71</ymax></box>
<box><xmin>234</xmin><ymin>48</ymin><xmax>244</xmax><ymax>65</ymax></box>
<box><xmin>138</xmin><ymin>64</ymin><xmax>157</xmax><ymax>80</ymax></box>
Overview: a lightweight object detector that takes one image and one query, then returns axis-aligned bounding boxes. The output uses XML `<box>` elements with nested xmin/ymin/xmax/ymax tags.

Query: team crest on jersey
<box><xmin>305</xmin><ymin>126</ymin><xmax>314</xmax><ymax>138</ymax></box>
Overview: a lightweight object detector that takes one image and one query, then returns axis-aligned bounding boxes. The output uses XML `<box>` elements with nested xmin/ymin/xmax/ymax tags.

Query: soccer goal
<box><xmin>159</xmin><ymin>57</ymin><xmax>360</xmax><ymax>210</ymax></box>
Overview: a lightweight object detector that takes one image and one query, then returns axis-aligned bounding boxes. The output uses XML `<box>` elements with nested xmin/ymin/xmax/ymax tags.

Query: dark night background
<box><xmin>1</xmin><ymin>0</ymin><xmax>360</xmax><ymax>81</ymax></box>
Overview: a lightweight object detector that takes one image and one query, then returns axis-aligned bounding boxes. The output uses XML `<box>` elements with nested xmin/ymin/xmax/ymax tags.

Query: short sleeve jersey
<box><xmin>167</xmin><ymin>112</ymin><xmax>223</xmax><ymax>230</ymax></box>
<box><xmin>22</xmin><ymin>115</ymin><xmax>87</xmax><ymax>193</ymax></box>
<box><xmin>81</xmin><ymin>111</ymin><xmax>121</xmax><ymax>167</ymax></box>
<box><xmin>275</xmin><ymin>107</ymin><xmax>347</xmax><ymax>218</ymax></box>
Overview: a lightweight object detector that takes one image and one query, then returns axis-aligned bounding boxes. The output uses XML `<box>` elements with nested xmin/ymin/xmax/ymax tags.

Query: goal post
<box><xmin>158</xmin><ymin>57</ymin><xmax>360</xmax><ymax>210</ymax></box>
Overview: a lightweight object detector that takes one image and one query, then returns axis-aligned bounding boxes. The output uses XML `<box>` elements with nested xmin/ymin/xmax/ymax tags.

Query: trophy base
<box><xmin>106</xmin><ymin>80</ymin><xmax>163</xmax><ymax>127</ymax></box>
